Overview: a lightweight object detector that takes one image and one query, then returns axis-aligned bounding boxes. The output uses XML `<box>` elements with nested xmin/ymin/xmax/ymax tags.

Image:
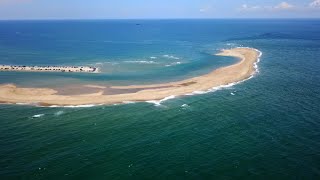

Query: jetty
<box><xmin>0</xmin><ymin>65</ymin><xmax>98</xmax><ymax>73</ymax></box>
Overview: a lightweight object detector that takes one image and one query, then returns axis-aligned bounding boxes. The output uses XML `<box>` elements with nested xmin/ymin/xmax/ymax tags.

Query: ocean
<box><xmin>0</xmin><ymin>19</ymin><xmax>320</xmax><ymax>179</ymax></box>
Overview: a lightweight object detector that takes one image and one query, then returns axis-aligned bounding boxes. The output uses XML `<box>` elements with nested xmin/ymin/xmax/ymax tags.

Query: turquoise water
<box><xmin>1</xmin><ymin>19</ymin><xmax>320</xmax><ymax>179</ymax></box>
<box><xmin>0</xmin><ymin>20</ymin><xmax>240</xmax><ymax>87</ymax></box>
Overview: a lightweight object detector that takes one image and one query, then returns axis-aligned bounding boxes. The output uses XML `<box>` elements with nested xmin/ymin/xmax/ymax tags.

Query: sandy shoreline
<box><xmin>0</xmin><ymin>48</ymin><xmax>261</xmax><ymax>106</ymax></box>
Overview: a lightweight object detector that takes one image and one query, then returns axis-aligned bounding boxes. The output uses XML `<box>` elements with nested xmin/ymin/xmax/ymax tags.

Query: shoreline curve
<box><xmin>0</xmin><ymin>47</ymin><xmax>261</xmax><ymax>106</ymax></box>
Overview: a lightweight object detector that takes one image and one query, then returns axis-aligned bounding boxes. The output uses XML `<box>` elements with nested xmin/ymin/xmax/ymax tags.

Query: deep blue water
<box><xmin>0</xmin><ymin>19</ymin><xmax>320</xmax><ymax>179</ymax></box>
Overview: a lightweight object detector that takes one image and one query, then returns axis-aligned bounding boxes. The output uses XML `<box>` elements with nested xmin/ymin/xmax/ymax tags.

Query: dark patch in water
<box><xmin>226</xmin><ymin>32</ymin><xmax>301</xmax><ymax>41</ymax></box>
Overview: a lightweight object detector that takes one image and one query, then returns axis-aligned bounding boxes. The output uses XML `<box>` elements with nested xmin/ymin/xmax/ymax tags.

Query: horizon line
<box><xmin>0</xmin><ymin>17</ymin><xmax>320</xmax><ymax>21</ymax></box>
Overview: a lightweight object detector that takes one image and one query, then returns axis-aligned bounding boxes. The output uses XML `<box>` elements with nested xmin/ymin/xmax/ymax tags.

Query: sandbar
<box><xmin>0</xmin><ymin>48</ymin><xmax>261</xmax><ymax>106</ymax></box>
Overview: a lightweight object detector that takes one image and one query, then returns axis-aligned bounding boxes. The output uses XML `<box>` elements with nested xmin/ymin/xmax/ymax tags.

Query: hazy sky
<box><xmin>0</xmin><ymin>0</ymin><xmax>320</xmax><ymax>19</ymax></box>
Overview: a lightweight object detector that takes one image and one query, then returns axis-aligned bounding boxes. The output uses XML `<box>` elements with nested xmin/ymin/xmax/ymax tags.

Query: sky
<box><xmin>0</xmin><ymin>0</ymin><xmax>320</xmax><ymax>19</ymax></box>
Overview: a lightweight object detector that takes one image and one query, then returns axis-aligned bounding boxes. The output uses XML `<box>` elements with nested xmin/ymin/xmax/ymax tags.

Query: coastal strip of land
<box><xmin>0</xmin><ymin>65</ymin><xmax>98</xmax><ymax>73</ymax></box>
<box><xmin>0</xmin><ymin>48</ymin><xmax>260</xmax><ymax>106</ymax></box>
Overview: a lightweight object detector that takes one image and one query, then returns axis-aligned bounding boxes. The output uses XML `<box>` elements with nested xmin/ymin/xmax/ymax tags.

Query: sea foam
<box><xmin>163</xmin><ymin>55</ymin><xmax>180</xmax><ymax>60</ymax></box>
<box><xmin>124</xmin><ymin>60</ymin><xmax>158</xmax><ymax>64</ymax></box>
<box><xmin>181</xmin><ymin>104</ymin><xmax>190</xmax><ymax>108</ymax></box>
<box><xmin>54</xmin><ymin>111</ymin><xmax>64</xmax><ymax>116</ymax></box>
<box><xmin>146</xmin><ymin>95</ymin><xmax>176</xmax><ymax>106</ymax></box>
<box><xmin>165</xmin><ymin>62</ymin><xmax>182</xmax><ymax>67</ymax></box>
<box><xmin>32</xmin><ymin>114</ymin><xmax>44</xmax><ymax>118</ymax></box>
<box><xmin>122</xmin><ymin>101</ymin><xmax>136</xmax><ymax>104</ymax></box>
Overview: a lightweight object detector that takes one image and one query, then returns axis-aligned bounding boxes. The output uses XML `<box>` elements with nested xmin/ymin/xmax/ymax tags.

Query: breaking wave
<box><xmin>124</xmin><ymin>60</ymin><xmax>158</xmax><ymax>64</ymax></box>
<box><xmin>146</xmin><ymin>95</ymin><xmax>176</xmax><ymax>106</ymax></box>
<box><xmin>163</xmin><ymin>55</ymin><xmax>180</xmax><ymax>60</ymax></box>
<box><xmin>32</xmin><ymin>114</ymin><xmax>44</xmax><ymax>118</ymax></box>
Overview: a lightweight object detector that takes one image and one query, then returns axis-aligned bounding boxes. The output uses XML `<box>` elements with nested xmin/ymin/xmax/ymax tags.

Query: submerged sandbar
<box><xmin>0</xmin><ymin>48</ymin><xmax>261</xmax><ymax>106</ymax></box>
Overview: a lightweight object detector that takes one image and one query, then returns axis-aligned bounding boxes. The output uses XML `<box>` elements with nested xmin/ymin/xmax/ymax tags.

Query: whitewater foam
<box><xmin>54</xmin><ymin>111</ymin><xmax>64</xmax><ymax>116</ymax></box>
<box><xmin>123</xmin><ymin>101</ymin><xmax>136</xmax><ymax>104</ymax></box>
<box><xmin>100</xmin><ymin>62</ymin><xmax>119</xmax><ymax>65</ymax></box>
<box><xmin>163</xmin><ymin>55</ymin><xmax>180</xmax><ymax>60</ymax></box>
<box><xmin>124</xmin><ymin>60</ymin><xmax>158</xmax><ymax>64</ymax></box>
<box><xmin>165</xmin><ymin>62</ymin><xmax>182</xmax><ymax>67</ymax></box>
<box><xmin>16</xmin><ymin>103</ymin><xmax>29</xmax><ymax>105</ymax></box>
<box><xmin>146</xmin><ymin>95</ymin><xmax>176</xmax><ymax>106</ymax></box>
<box><xmin>181</xmin><ymin>104</ymin><xmax>190</xmax><ymax>108</ymax></box>
<box><xmin>32</xmin><ymin>114</ymin><xmax>44</xmax><ymax>118</ymax></box>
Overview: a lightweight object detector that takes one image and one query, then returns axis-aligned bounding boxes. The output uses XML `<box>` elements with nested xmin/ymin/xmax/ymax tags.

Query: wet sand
<box><xmin>0</xmin><ymin>48</ymin><xmax>261</xmax><ymax>106</ymax></box>
<box><xmin>55</xmin><ymin>85</ymin><xmax>173</xmax><ymax>95</ymax></box>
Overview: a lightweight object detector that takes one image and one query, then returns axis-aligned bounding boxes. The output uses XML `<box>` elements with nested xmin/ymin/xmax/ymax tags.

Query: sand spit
<box><xmin>0</xmin><ymin>48</ymin><xmax>260</xmax><ymax>106</ymax></box>
<box><xmin>0</xmin><ymin>65</ymin><xmax>98</xmax><ymax>73</ymax></box>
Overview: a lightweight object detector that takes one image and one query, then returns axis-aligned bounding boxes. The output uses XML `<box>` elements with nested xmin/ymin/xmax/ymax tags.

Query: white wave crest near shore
<box><xmin>122</xmin><ymin>101</ymin><xmax>136</xmax><ymax>104</ymax></box>
<box><xmin>124</xmin><ymin>60</ymin><xmax>158</xmax><ymax>64</ymax></box>
<box><xmin>165</xmin><ymin>62</ymin><xmax>182</xmax><ymax>67</ymax></box>
<box><xmin>146</xmin><ymin>95</ymin><xmax>176</xmax><ymax>106</ymax></box>
<box><xmin>163</xmin><ymin>55</ymin><xmax>180</xmax><ymax>60</ymax></box>
<box><xmin>32</xmin><ymin>114</ymin><xmax>44</xmax><ymax>118</ymax></box>
<box><xmin>54</xmin><ymin>111</ymin><xmax>64</xmax><ymax>116</ymax></box>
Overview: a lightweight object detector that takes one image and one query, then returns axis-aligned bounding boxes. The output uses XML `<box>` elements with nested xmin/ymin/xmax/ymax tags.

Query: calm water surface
<box><xmin>0</xmin><ymin>19</ymin><xmax>320</xmax><ymax>179</ymax></box>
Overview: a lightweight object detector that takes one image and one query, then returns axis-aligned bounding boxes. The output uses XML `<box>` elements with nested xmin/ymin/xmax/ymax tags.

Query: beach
<box><xmin>0</xmin><ymin>48</ymin><xmax>260</xmax><ymax>106</ymax></box>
